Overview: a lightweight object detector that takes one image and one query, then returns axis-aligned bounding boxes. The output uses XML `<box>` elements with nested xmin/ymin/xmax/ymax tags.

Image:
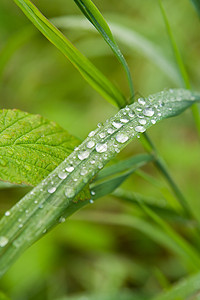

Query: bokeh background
<box><xmin>0</xmin><ymin>0</ymin><xmax>200</xmax><ymax>299</ymax></box>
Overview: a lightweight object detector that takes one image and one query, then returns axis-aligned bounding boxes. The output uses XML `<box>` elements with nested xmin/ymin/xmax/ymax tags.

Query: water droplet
<box><xmin>107</xmin><ymin>128</ymin><xmax>115</xmax><ymax>134</ymax></box>
<box><xmin>143</xmin><ymin>107</ymin><xmax>154</xmax><ymax>117</ymax></box>
<box><xmin>151</xmin><ymin>120</ymin><xmax>156</xmax><ymax>124</ymax></box>
<box><xmin>99</xmin><ymin>132</ymin><xmax>106</xmax><ymax>138</ymax></box>
<box><xmin>34</xmin><ymin>200</ymin><xmax>38</xmax><ymax>204</ymax></box>
<box><xmin>48</xmin><ymin>187</ymin><xmax>56</xmax><ymax>194</ymax></box>
<box><xmin>18</xmin><ymin>224</ymin><xmax>23</xmax><ymax>228</ymax></box>
<box><xmin>59</xmin><ymin>217</ymin><xmax>66</xmax><ymax>223</ymax></box>
<box><xmin>112</xmin><ymin>122</ymin><xmax>122</xmax><ymax>129</ymax></box>
<box><xmin>88</xmin><ymin>130</ymin><xmax>95</xmax><ymax>137</ymax></box>
<box><xmin>58</xmin><ymin>171</ymin><xmax>68</xmax><ymax>179</ymax></box>
<box><xmin>138</xmin><ymin>98</ymin><xmax>146</xmax><ymax>105</ymax></box>
<box><xmin>5</xmin><ymin>211</ymin><xmax>10</xmax><ymax>216</ymax></box>
<box><xmin>158</xmin><ymin>113</ymin><xmax>161</xmax><ymax>117</ymax></box>
<box><xmin>89</xmin><ymin>199</ymin><xmax>94</xmax><ymax>204</ymax></box>
<box><xmin>128</xmin><ymin>112</ymin><xmax>135</xmax><ymax>118</ymax></box>
<box><xmin>97</xmin><ymin>123</ymin><xmax>102</xmax><ymax>128</ymax></box>
<box><xmin>116</xmin><ymin>133</ymin><xmax>129</xmax><ymax>143</ymax></box>
<box><xmin>0</xmin><ymin>236</ymin><xmax>8</xmax><ymax>247</ymax></box>
<box><xmin>87</xmin><ymin>141</ymin><xmax>95</xmax><ymax>148</ymax></box>
<box><xmin>78</xmin><ymin>151</ymin><xmax>90</xmax><ymax>160</ymax></box>
<box><xmin>65</xmin><ymin>187</ymin><xmax>75</xmax><ymax>198</ymax></box>
<box><xmin>80</xmin><ymin>169</ymin><xmax>88</xmax><ymax>176</ymax></box>
<box><xmin>120</xmin><ymin>118</ymin><xmax>129</xmax><ymax>123</ymax></box>
<box><xmin>91</xmin><ymin>191</ymin><xmax>95</xmax><ymax>196</ymax></box>
<box><xmin>139</xmin><ymin>119</ymin><xmax>147</xmax><ymax>125</ymax></box>
<box><xmin>65</xmin><ymin>166</ymin><xmax>74</xmax><ymax>172</ymax></box>
<box><xmin>90</xmin><ymin>160</ymin><xmax>95</xmax><ymax>164</ymax></box>
<box><xmin>96</xmin><ymin>143</ymin><xmax>107</xmax><ymax>153</ymax></box>
<box><xmin>135</xmin><ymin>126</ymin><xmax>146</xmax><ymax>133</ymax></box>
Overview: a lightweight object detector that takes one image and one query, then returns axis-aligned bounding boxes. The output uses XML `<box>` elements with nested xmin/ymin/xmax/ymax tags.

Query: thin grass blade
<box><xmin>73</xmin><ymin>0</ymin><xmax>134</xmax><ymax>102</ymax></box>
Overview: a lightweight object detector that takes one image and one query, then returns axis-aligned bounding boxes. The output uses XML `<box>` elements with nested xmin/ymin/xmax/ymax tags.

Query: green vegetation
<box><xmin>0</xmin><ymin>0</ymin><xmax>200</xmax><ymax>299</ymax></box>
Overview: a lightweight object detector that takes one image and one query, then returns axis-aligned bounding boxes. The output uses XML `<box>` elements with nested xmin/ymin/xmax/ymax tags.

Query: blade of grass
<box><xmin>0</xmin><ymin>88</ymin><xmax>199</xmax><ymax>276</ymax></box>
<box><xmin>73</xmin><ymin>0</ymin><xmax>134</xmax><ymax>102</ymax></box>
<box><xmin>158</xmin><ymin>0</ymin><xmax>200</xmax><ymax>135</ymax></box>
<box><xmin>12</xmin><ymin>0</ymin><xmax>126</xmax><ymax>108</ymax></box>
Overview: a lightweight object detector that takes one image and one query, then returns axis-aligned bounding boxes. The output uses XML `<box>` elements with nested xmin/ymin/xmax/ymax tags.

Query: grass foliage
<box><xmin>0</xmin><ymin>0</ymin><xmax>200</xmax><ymax>299</ymax></box>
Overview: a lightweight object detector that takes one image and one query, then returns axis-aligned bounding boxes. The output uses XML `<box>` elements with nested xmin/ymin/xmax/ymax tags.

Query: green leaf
<box><xmin>0</xmin><ymin>88</ymin><xmax>200</xmax><ymax>276</ymax></box>
<box><xmin>91</xmin><ymin>154</ymin><xmax>153</xmax><ymax>199</ymax></box>
<box><xmin>73</xmin><ymin>0</ymin><xmax>134</xmax><ymax>101</ymax></box>
<box><xmin>0</xmin><ymin>109</ymin><xmax>80</xmax><ymax>186</ymax></box>
<box><xmin>153</xmin><ymin>270</ymin><xmax>200</xmax><ymax>300</ymax></box>
<box><xmin>12</xmin><ymin>0</ymin><xmax>126</xmax><ymax>108</ymax></box>
<box><xmin>190</xmin><ymin>0</ymin><xmax>200</xmax><ymax>18</ymax></box>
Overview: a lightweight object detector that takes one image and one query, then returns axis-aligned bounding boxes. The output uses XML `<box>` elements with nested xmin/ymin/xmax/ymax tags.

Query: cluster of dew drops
<box><xmin>1</xmin><ymin>89</ymin><xmax>193</xmax><ymax>248</ymax></box>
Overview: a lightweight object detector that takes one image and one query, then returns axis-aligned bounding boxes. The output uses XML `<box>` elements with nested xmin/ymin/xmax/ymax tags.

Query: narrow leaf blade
<box><xmin>73</xmin><ymin>0</ymin><xmax>134</xmax><ymax>101</ymax></box>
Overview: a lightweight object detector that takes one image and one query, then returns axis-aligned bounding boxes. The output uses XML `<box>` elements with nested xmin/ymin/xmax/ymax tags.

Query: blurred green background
<box><xmin>0</xmin><ymin>0</ymin><xmax>200</xmax><ymax>299</ymax></box>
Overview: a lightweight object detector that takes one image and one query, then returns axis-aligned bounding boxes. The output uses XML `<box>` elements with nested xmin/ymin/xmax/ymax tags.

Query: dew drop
<box><xmin>89</xmin><ymin>199</ymin><xmax>94</xmax><ymax>204</ymax></box>
<box><xmin>90</xmin><ymin>160</ymin><xmax>95</xmax><ymax>164</ymax></box>
<box><xmin>138</xmin><ymin>98</ymin><xmax>146</xmax><ymax>105</ymax></box>
<box><xmin>120</xmin><ymin>118</ymin><xmax>129</xmax><ymax>123</ymax></box>
<box><xmin>58</xmin><ymin>171</ymin><xmax>68</xmax><ymax>179</ymax></box>
<box><xmin>18</xmin><ymin>224</ymin><xmax>23</xmax><ymax>228</ymax></box>
<box><xmin>96</xmin><ymin>143</ymin><xmax>107</xmax><ymax>153</ymax></box>
<box><xmin>91</xmin><ymin>190</ymin><xmax>95</xmax><ymax>196</ymax></box>
<box><xmin>112</xmin><ymin>121</ymin><xmax>122</xmax><ymax>129</ymax></box>
<box><xmin>139</xmin><ymin>119</ymin><xmax>147</xmax><ymax>125</ymax></box>
<box><xmin>143</xmin><ymin>107</ymin><xmax>154</xmax><ymax>117</ymax></box>
<box><xmin>78</xmin><ymin>150</ymin><xmax>90</xmax><ymax>160</ymax></box>
<box><xmin>65</xmin><ymin>187</ymin><xmax>75</xmax><ymax>198</ymax></box>
<box><xmin>107</xmin><ymin>128</ymin><xmax>115</xmax><ymax>134</ymax></box>
<box><xmin>0</xmin><ymin>236</ymin><xmax>8</xmax><ymax>247</ymax></box>
<box><xmin>116</xmin><ymin>133</ymin><xmax>129</xmax><ymax>143</ymax></box>
<box><xmin>5</xmin><ymin>211</ymin><xmax>10</xmax><ymax>216</ymax></box>
<box><xmin>151</xmin><ymin>119</ymin><xmax>156</xmax><ymax>124</ymax></box>
<box><xmin>99</xmin><ymin>132</ymin><xmax>106</xmax><ymax>138</ymax></box>
<box><xmin>59</xmin><ymin>217</ymin><xmax>66</xmax><ymax>223</ymax></box>
<box><xmin>128</xmin><ymin>112</ymin><xmax>135</xmax><ymax>118</ymax></box>
<box><xmin>88</xmin><ymin>130</ymin><xmax>95</xmax><ymax>137</ymax></box>
<box><xmin>87</xmin><ymin>141</ymin><xmax>95</xmax><ymax>148</ymax></box>
<box><xmin>135</xmin><ymin>126</ymin><xmax>146</xmax><ymax>133</ymax></box>
<box><xmin>65</xmin><ymin>166</ymin><xmax>74</xmax><ymax>172</ymax></box>
<box><xmin>80</xmin><ymin>169</ymin><xmax>88</xmax><ymax>176</ymax></box>
<box><xmin>48</xmin><ymin>187</ymin><xmax>56</xmax><ymax>194</ymax></box>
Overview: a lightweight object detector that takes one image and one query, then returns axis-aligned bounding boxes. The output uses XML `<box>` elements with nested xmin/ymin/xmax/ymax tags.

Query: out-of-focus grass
<box><xmin>0</xmin><ymin>0</ymin><xmax>200</xmax><ymax>299</ymax></box>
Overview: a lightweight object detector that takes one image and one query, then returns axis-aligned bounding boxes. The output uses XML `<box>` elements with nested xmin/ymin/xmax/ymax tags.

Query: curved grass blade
<box><xmin>153</xmin><ymin>270</ymin><xmax>200</xmax><ymax>300</ymax></box>
<box><xmin>190</xmin><ymin>0</ymin><xmax>200</xmax><ymax>18</ymax></box>
<box><xmin>73</xmin><ymin>0</ymin><xmax>134</xmax><ymax>102</ymax></box>
<box><xmin>12</xmin><ymin>0</ymin><xmax>126</xmax><ymax>108</ymax></box>
<box><xmin>0</xmin><ymin>88</ymin><xmax>200</xmax><ymax>276</ymax></box>
<box><xmin>0</xmin><ymin>109</ymin><xmax>80</xmax><ymax>186</ymax></box>
<box><xmin>52</xmin><ymin>15</ymin><xmax>181</xmax><ymax>85</ymax></box>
